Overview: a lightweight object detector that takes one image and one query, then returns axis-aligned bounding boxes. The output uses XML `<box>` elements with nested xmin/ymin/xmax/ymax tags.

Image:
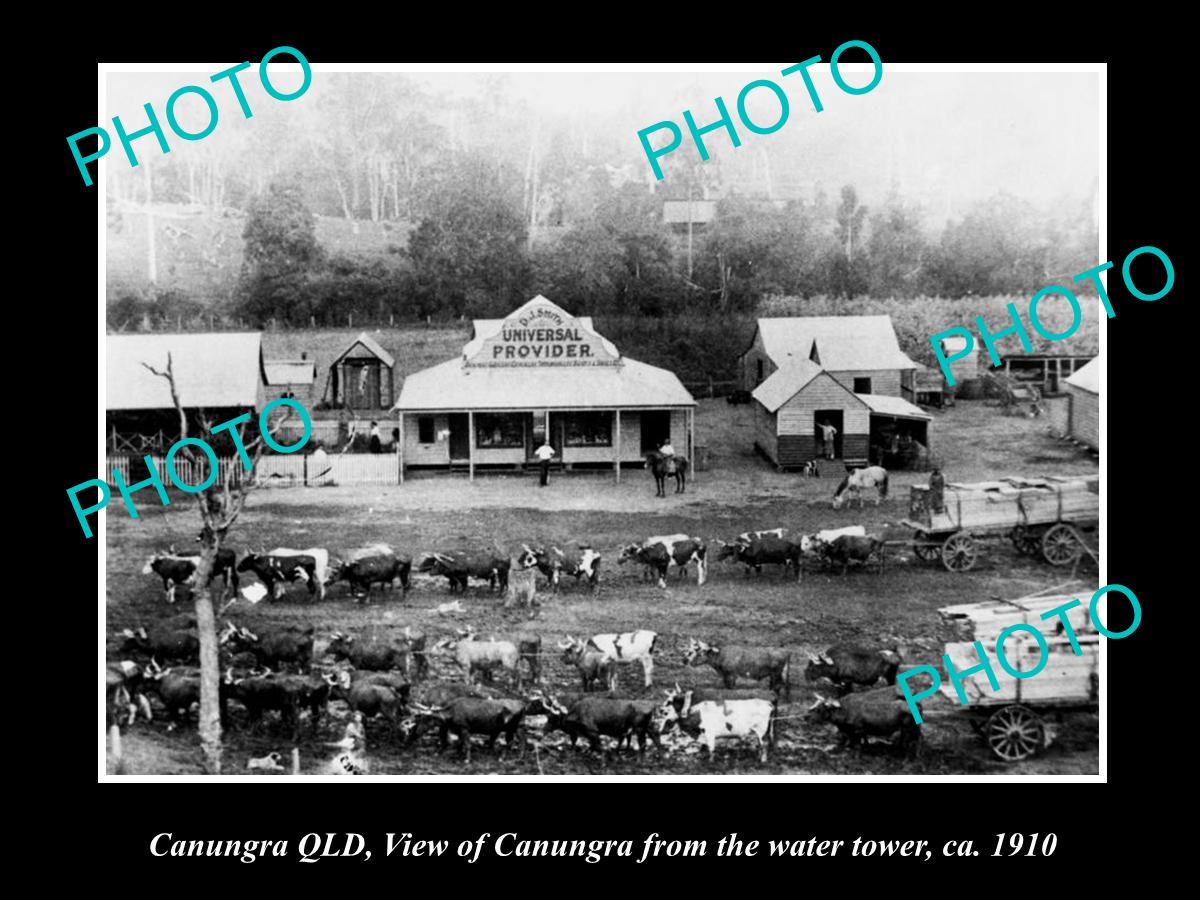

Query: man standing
<box><xmin>534</xmin><ymin>439</ymin><xmax>556</xmax><ymax>487</ymax></box>
<box><xmin>929</xmin><ymin>467</ymin><xmax>946</xmax><ymax>513</ymax></box>
<box><xmin>819</xmin><ymin>419</ymin><xmax>838</xmax><ymax>459</ymax></box>
<box><xmin>368</xmin><ymin>421</ymin><xmax>382</xmax><ymax>454</ymax></box>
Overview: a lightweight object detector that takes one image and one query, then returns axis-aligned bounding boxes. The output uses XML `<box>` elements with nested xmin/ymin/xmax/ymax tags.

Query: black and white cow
<box><xmin>236</xmin><ymin>547</ymin><xmax>329</xmax><ymax>601</ymax></box>
<box><xmin>617</xmin><ymin>535</ymin><xmax>707</xmax><ymax>589</ymax></box>
<box><xmin>142</xmin><ymin>547</ymin><xmax>239</xmax><ymax>603</ymax></box>
<box><xmin>330</xmin><ymin>544</ymin><xmax>412</xmax><ymax>600</ymax></box>
<box><xmin>531</xmin><ymin>545</ymin><xmax>601</xmax><ymax>592</ymax></box>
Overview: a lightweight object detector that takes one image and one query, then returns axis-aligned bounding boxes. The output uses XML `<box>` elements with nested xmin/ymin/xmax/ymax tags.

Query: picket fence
<box><xmin>105</xmin><ymin>452</ymin><xmax>400</xmax><ymax>488</ymax></box>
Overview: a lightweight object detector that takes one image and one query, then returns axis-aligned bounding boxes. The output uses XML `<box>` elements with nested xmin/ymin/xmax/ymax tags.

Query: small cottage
<box><xmin>752</xmin><ymin>358</ymin><xmax>871</xmax><ymax>468</ymax></box>
<box><xmin>1063</xmin><ymin>357</ymin><xmax>1099</xmax><ymax>450</ymax></box>
<box><xmin>328</xmin><ymin>332</ymin><xmax>396</xmax><ymax>411</ymax></box>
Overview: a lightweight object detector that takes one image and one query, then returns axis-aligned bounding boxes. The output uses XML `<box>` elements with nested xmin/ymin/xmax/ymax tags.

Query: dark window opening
<box><xmin>417</xmin><ymin>416</ymin><xmax>435</xmax><ymax>444</ymax></box>
<box><xmin>756</xmin><ymin>359</ymin><xmax>764</xmax><ymax>384</ymax></box>
<box><xmin>564</xmin><ymin>411</ymin><xmax>613</xmax><ymax>447</ymax></box>
<box><xmin>854</xmin><ymin>377</ymin><xmax>872</xmax><ymax>394</ymax></box>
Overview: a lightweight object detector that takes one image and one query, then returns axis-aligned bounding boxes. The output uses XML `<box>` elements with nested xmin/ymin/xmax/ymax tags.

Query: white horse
<box><xmin>832</xmin><ymin>466</ymin><xmax>889</xmax><ymax>509</ymax></box>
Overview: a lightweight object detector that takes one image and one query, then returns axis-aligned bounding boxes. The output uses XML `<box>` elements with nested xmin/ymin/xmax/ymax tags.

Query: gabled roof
<box><xmin>856</xmin><ymin>393</ymin><xmax>933</xmax><ymax>421</ymax></box>
<box><xmin>264</xmin><ymin>360</ymin><xmax>317</xmax><ymax>385</ymax></box>
<box><xmin>394</xmin><ymin>356</ymin><xmax>694</xmax><ymax>411</ymax></box>
<box><xmin>753</xmin><ymin>316</ymin><xmax>918</xmax><ymax>372</ymax></box>
<box><xmin>331</xmin><ymin>332</ymin><xmax>395</xmax><ymax>369</ymax></box>
<box><xmin>752</xmin><ymin>358</ymin><xmax>864</xmax><ymax>413</ymax></box>
<box><xmin>1066</xmin><ymin>357</ymin><xmax>1100</xmax><ymax>394</ymax></box>
<box><xmin>107</xmin><ymin>333</ymin><xmax>265</xmax><ymax>411</ymax></box>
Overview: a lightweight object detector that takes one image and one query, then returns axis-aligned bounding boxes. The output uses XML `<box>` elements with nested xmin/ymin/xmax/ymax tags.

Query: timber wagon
<box><xmin>934</xmin><ymin>590</ymin><xmax>1099</xmax><ymax>762</ymax></box>
<box><xmin>901</xmin><ymin>474</ymin><xmax>1099</xmax><ymax>572</ymax></box>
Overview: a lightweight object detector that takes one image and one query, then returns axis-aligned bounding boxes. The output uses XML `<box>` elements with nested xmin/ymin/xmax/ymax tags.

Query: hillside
<box><xmin>106</xmin><ymin>202</ymin><xmax>412</xmax><ymax>301</ymax></box>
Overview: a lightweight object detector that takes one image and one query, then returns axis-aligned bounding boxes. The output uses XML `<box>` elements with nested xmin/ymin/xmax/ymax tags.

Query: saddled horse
<box><xmin>832</xmin><ymin>465</ymin><xmax>889</xmax><ymax>509</ymax></box>
<box><xmin>645</xmin><ymin>452</ymin><xmax>689</xmax><ymax>497</ymax></box>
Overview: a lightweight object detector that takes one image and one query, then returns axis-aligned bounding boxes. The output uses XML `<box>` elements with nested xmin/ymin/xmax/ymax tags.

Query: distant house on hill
<box><xmin>106</xmin><ymin>332</ymin><xmax>266</xmax><ymax>453</ymax></box>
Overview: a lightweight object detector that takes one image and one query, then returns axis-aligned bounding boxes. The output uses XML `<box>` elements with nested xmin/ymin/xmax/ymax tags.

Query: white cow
<box><xmin>664</xmin><ymin>692</ymin><xmax>776</xmax><ymax>762</ymax></box>
<box><xmin>798</xmin><ymin>526</ymin><xmax>867</xmax><ymax>554</ymax></box>
<box><xmin>587</xmin><ymin>630</ymin><xmax>659</xmax><ymax>687</ymax></box>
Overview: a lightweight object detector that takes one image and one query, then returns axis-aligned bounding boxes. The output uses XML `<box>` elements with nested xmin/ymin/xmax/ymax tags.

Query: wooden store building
<box><xmin>742</xmin><ymin>316</ymin><xmax>933</xmax><ymax>470</ymax></box>
<box><xmin>393</xmin><ymin>296</ymin><xmax>696</xmax><ymax>479</ymax></box>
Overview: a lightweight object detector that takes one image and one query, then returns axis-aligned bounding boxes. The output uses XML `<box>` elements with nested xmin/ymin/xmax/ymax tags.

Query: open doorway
<box><xmin>640</xmin><ymin>410</ymin><xmax>672</xmax><ymax>454</ymax></box>
<box><xmin>448</xmin><ymin>414</ymin><xmax>470</xmax><ymax>461</ymax></box>
<box><xmin>814</xmin><ymin>410</ymin><xmax>844</xmax><ymax>460</ymax></box>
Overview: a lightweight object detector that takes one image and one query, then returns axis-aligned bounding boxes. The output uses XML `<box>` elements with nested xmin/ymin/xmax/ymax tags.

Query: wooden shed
<box><xmin>329</xmin><ymin>332</ymin><xmax>396</xmax><ymax>410</ymax></box>
<box><xmin>751</xmin><ymin>358</ymin><xmax>870</xmax><ymax>468</ymax></box>
<box><xmin>1064</xmin><ymin>357</ymin><xmax>1099</xmax><ymax>450</ymax></box>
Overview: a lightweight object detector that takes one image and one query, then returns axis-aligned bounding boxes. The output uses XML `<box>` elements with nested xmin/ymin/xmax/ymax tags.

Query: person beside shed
<box><xmin>534</xmin><ymin>439</ymin><xmax>556</xmax><ymax>487</ymax></box>
<box><xmin>369</xmin><ymin>421</ymin><xmax>382</xmax><ymax>454</ymax></box>
<box><xmin>929</xmin><ymin>467</ymin><xmax>946</xmax><ymax>513</ymax></box>
<box><xmin>818</xmin><ymin>419</ymin><xmax>838</xmax><ymax>460</ymax></box>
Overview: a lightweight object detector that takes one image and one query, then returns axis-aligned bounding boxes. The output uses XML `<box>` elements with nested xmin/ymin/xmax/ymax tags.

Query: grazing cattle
<box><xmin>531</xmin><ymin>545</ymin><xmax>601</xmax><ymax>592</ymax></box>
<box><xmin>659</xmin><ymin>688</ymin><xmax>775</xmax><ymax>763</ymax></box>
<box><xmin>807</xmin><ymin>687</ymin><xmax>922</xmax><ymax>755</ymax></box>
<box><xmin>715</xmin><ymin>535</ymin><xmax>803</xmax><ymax>580</ymax></box>
<box><xmin>540</xmin><ymin>695</ymin><xmax>663</xmax><ymax>759</ymax></box>
<box><xmin>683</xmin><ymin>638</ymin><xmax>791</xmax><ymax>700</ymax></box>
<box><xmin>805</xmin><ymin>644</ymin><xmax>903</xmax><ymax>693</ymax></box>
<box><xmin>330</xmin><ymin>545</ymin><xmax>412</xmax><ymax>600</ymax></box>
<box><xmin>236</xmin><ymin>548</ymin><xmax>329</xmax><ymax>601</ymax></box>
<box><xmin>435</xmin><ymin>629</ymin><xmax>523</xmax><ymax>688</ymax></box>
<box><xmin>581</xmin><ymin>630</ymin><xmax>658</xmax><ymax>688</ymax></box>
<box><xmin>819</xmin><ymin>534</ymin><xmax>884</xmax><ymax>575</ymax></box>
<box><xmin>798</xmin><ymin>525</ymin><xmax>867</xmax><ymax>554</ymax></box>
<box><xmin>558</xmin><ymin>637</ymin><xmax>618</xmax><ymax>692</ymax></box>
<box><xmin>831</xmin><ymin>465</ymin><xmax>889</xmax><ymax>509</ymax></box>
<box><xmin>416</xmin><ymin>551</ymin><xmax>509</xmax><ymax>594</ymax></box>
<box><xmin>219</xmin><ymin>623</ymin><xmax>315</xmax><ymax>671</ymax></box>
<box><xmin>224</xmin><ymin>670</ymin><xmax>330</xmax><ymax>739</ymax></box>
<box><xmin>617</xmin><ymin>535</ymin><xmax>707</xmax><ymax>589</ymax></box>
<box><xmin>327</xmin><ymin>631</ymin><xmax>409</xmax><ymax>673</ymax></box>
<box><xmin>411</xmin><ymin>696</ymin><xmax>529</xmax><ymax>762</ymax></box>
<box><xmin>142</xmin><ymin>548</ymin><xmax>238</xmax><ymax>603</ymax></box>
<box><xmin>120</xmin><ymin>620</ymin><xmax>199</xmax><ymax>663</ymax></box>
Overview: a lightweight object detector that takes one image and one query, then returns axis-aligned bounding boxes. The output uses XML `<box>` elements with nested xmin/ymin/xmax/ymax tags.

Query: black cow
<box><xmin>119</xmin><ymin>619</ymin><xmax>199</xmax><ymax>663</ymax></box>
<box><xmin>325</xmin><ymin>669</ymin><xmax>410</xmax><ymax>734</ymax></box>
<box><xmin>805</xmin><ymin>644</ymin><xmax>903</xmax><ymax>693</ymax></box>
<box><xmin>416</xmin><ymin>551</ymin><xmax>509</xmax><ymax>593</ymax></box>
<box><xmin>617</xmin><ymin>535</ymin><xmax>707</xmax><ymax>589</ymax></box>
<box><xmin>331</xmin><ymin>545</ymin><xmax>412</xmax><ymax>601</ymax></box>
<box><xmin>683</xmin><ymin>639</ymin><xmax>792</xmax><ymax>700</ymax></box>
<box><xmin>236</xmin><ymin>548</ymin><xmax>328</xmax><ymax>601</ymax></box>
<box><xmin>142</xmin><ymin>548</ymin><xmax>239</xmax><ymax>603</ymax></box>
<box><xmin>218</xmin><ymin>622</ymin><xmax>314</xmax><ymax>671</ymax></box>
<box><xmin>411</xmin><ymin>696</ymin><xmax>529</xmax><ymax>762</ymax></box>
<box><xmin>142</xmin><ymin>663</ymin><xmax>231</xmax><ymax>729</ymax></box>
<box><xmin>540</xmin><ymin>695</ymin><xmax>663</xmax><ymax>760</ymax></box>
<box><xmin>225</xmin><ymin>671</ymin><xmax>330</xmax><ymax>739</ymax></box>
<box><xmin>715</xmin><ymin>535</ymin><xmax>803</xmax><ymax>580</ymax></box>
<box><xmin>531</xmin><ymin>545</ymin><xmax>601</xmax><ymax>592</ymax></box>
<box><xmin>807</xmin><ymin>686</ymin><xmax>921</xmax><ymax>756</ymax></box>
<box><xmin>819</xmin><ymin>534</ymin><xmax>884</xmax><ymax>575</ymax></box>
<box><xmin>327</xmin><ymin>631</ymin><xmax>409</xmax><ymax>673</ymax></box>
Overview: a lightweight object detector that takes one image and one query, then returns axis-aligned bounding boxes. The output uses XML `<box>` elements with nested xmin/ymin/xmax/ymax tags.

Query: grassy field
<box><xmin>105</xmin><ymin>399</ymin><xmax>1099</xmax><ymax>776</ymax></box>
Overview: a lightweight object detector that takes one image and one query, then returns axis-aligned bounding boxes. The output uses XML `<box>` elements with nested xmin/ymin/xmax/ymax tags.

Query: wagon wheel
<box><xmin>1042</xmin><ymin>523</ymin><xmax>1082</xmax><ymax>566</ymax></box>
<box><xmin>986</xmin><ymin>705</ymin><xmax>1045</xmax><ymax>761</ymax></box>
<box><xmin>1010</xmin><ymin>526</ymin><xmax>1042</xmax><ymax>556</ymax></box>
<box><xmin>941</xmin><ymin>533</ymin><xmax>977</xmax><ymax>572</ymax></box>
<box><xmin>913</xmin><ymin>532</ymin><xmax>940</xmax><ymax>562</ymax></box>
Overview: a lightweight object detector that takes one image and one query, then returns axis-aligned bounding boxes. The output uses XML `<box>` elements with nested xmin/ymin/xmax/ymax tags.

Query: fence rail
<box><xmin>105</xmin><ymin>452</ymin><xmax>400</xmax><ymax>488</ymax></box>
<box><xmin>682</xmin><ymin>378</ymin><xmax>739</xmax><ymax>399</ymax></box>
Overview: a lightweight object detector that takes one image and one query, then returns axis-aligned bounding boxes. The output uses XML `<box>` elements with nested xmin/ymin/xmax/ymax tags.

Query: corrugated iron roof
<box><xmin>857</xmin><ymin>393</ymin><xmax>933</xmax><ymax>421</ymax></box>
<box><xmin>394</xmin><ymin>356</ymin><xmax>694</xmax><ymax>411</ymax></box>
<box><xmin>264</xmin><ymin>360</ymin><xmax>317</xmax><ymax>385</ymax></box>
<box><xmin>1066</xmin><ymin>357</ymin><xmax>1100</xmax><ymax>394</ymax></box>
<box><xmin>107</xmin><ymin>333</ymin><xmax>264</xmax><ymax>411</ymax></box>
<box><xmin>755</xmin><ymin>315</ymin><xmax>919</xmax><ymax>372</ymax></box>
<box><xmin>331</xmin><ymin>332</ymin><xmax>395</xmax><ymax>369</ymax></box>
<box><xmin>752</xmin><ymin>359</ymin><xmax>863</xmax><ymax>413</ymax></box>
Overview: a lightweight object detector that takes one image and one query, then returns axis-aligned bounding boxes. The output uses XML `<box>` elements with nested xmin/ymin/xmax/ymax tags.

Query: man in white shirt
<box><xmin>658</xmin><ymin>439</ymin><xmax>676</xmax><ymax>475</ymax></box>
<box><xmin>819</xmin><ymin>420</ymin><xmax>838</xmax><ymax>459</ymax></box>
<box><xmin>534</xmin><ymin>440</ymin><xmax>556</xmax><ymax>486</ymax></box>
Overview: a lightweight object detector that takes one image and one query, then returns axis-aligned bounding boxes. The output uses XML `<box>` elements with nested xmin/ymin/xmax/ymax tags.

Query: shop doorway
<box><xmin>448</xmin><ymin>414</ymin><xmax>470</xmax><ymax>461</ymax></box>
<box><xmin>641</xmin><ymin>410</ymin><xmax>672</xmax><ymax>453</ymax></box>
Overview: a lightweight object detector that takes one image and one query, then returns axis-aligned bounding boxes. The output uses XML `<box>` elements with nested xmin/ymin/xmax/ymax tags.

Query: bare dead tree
<box><xmin>141</xmin><ymin>353</ymin><xmax>295</xmax><ymax>774</ymax></box>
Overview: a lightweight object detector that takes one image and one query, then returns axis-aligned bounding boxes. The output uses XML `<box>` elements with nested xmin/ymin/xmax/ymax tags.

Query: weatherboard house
<box><xmin>740</xmin><ymin>316</ymin><xmax>931</xmax><ymax>470</ymax></box>
<box><xmin>393</xmin><ymin>296</ymin><xmax>696</xmax><ymax>479</ymax></box>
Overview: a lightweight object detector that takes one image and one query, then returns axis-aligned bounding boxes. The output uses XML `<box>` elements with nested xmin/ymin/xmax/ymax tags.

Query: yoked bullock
<box><xmin>142</xmin><ymin>547</ymin><xmax>239</xmax><ymax>603</ymax></box>
<box><xmin>617</xmin><ymin>534</ymin><xmax>707</xmax><ymax>589</ymax></box>
<box><xmin>236</xmin><ymin>547</ymin><xmax>330</xmax><ymax>601</ymax></box>
<box><xmin>659</xmin><ymin>687</ymin><xmax>776</xmax><ymax>763</ymax></box>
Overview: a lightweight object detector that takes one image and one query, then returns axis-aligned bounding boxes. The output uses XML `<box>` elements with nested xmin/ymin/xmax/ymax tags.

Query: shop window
<box><xmin>476</xmin><ymin>413</ymin><xmax>525</xmax><ymax>449</ymax></box>
<box><xmin>565</xmin><ymin>411</ymin><xmax>612</xmax><ymax>447</ymax></box>
<box><xmin>417</xmin><ymin>417</ymin><xmax>435</xmax><ymax>444</ymax></box>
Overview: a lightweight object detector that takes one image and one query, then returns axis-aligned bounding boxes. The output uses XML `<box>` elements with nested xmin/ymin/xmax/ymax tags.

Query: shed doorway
<box><xmin>814</xmin><ymin>410</ymin><xmax>844</xmax><ymax>460</ymax></box>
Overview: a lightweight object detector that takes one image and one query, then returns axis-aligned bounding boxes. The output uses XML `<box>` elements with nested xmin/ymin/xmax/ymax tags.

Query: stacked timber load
<box><xmin>912</xmin><ymin>474</ymin><xmax>1099</xmax><ymax>531</ymax></box>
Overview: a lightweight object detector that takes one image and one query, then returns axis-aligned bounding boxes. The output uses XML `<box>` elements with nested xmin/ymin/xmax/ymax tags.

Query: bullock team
<box><xmin>111</xmin><ymin>526</ymin><xmax>918</xmax><ymax>770</ymax></box>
